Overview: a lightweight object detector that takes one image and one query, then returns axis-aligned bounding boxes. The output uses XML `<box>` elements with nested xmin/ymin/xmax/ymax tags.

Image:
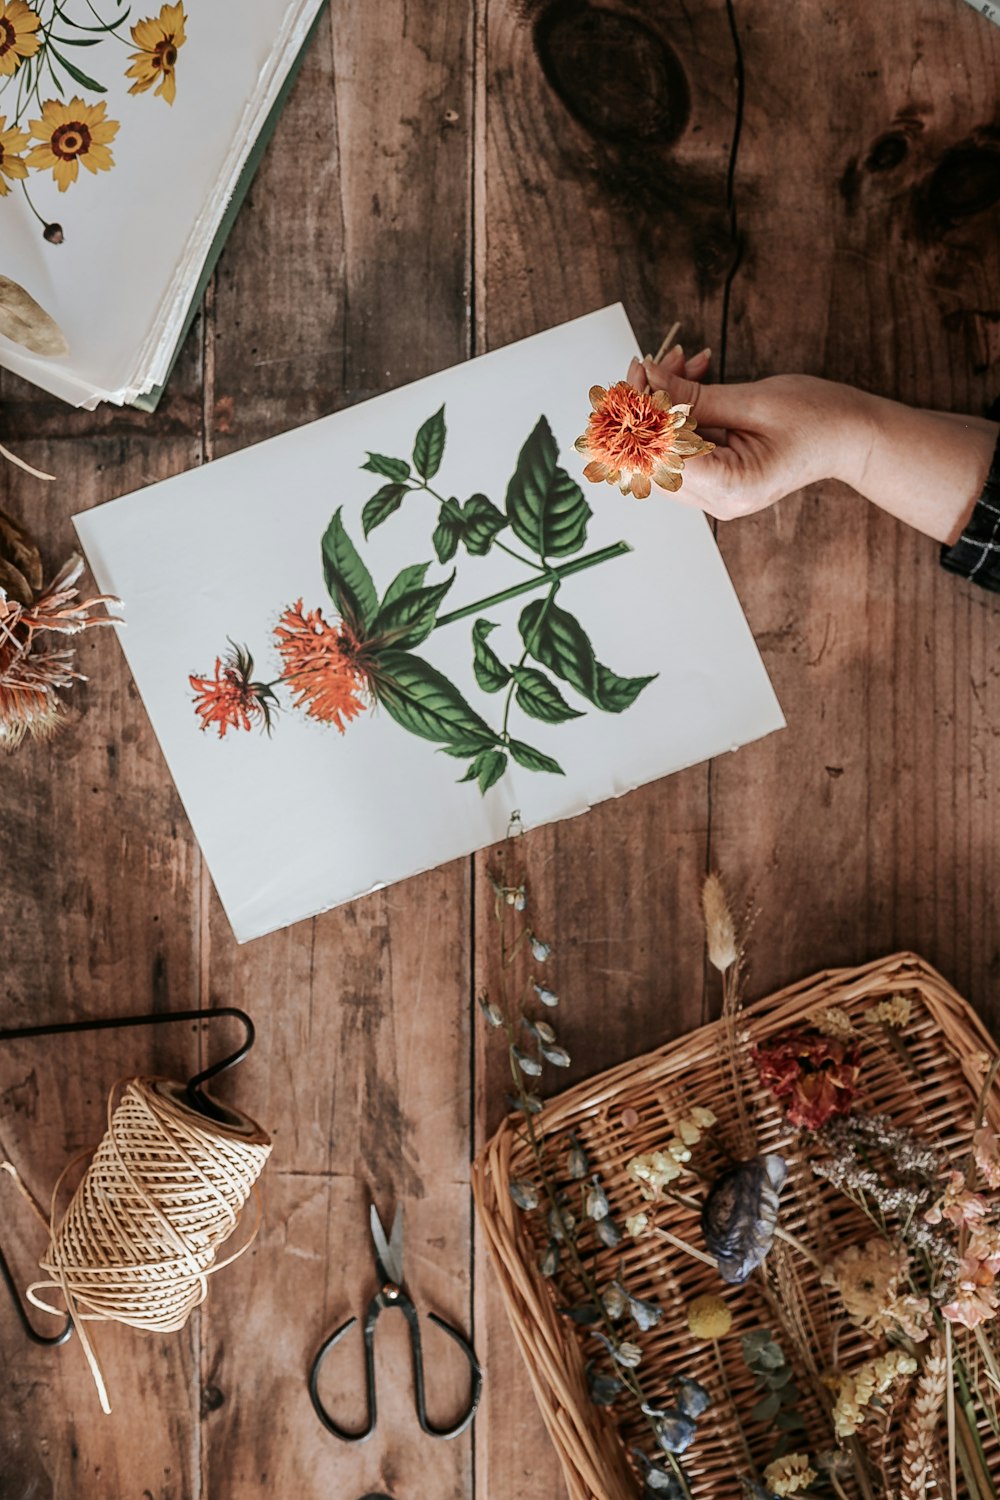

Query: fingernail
<box><xmin>693</xmin><ymin>346</ymin><xmax>712</xmax><ymax>363</ymax></box>
<box><xmin>670</xmin><ymin>343</ymin><xmax>684</xmax><ymax>359</ymax></box>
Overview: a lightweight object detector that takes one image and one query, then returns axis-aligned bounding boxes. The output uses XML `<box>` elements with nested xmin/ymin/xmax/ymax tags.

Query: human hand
<box><xmin>625</xmin><ymin>349</ymin><xmax>866</xmax><ymax>519</ymax></box>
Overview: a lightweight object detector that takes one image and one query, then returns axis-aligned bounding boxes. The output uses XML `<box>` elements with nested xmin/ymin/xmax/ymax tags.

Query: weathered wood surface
<box><xmin>2</xmin><ymin>1</ymin><xmax>999</xmax><ymax>1497</ymax></box>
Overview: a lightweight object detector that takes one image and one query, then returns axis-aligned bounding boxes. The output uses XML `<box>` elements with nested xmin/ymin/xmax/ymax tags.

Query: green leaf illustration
<box><xmin>459</xmin><ymin>747</ymin><xmax>508</xmax><ymax>793</ymax></box>
<box><xmin>508</xmin><ymin>739</ymin><xmax>565</xmax><ymax>776</ymax></box>
<box><xmin>373</xmin><ymin>649</ymin><xmax>497</xmax><ymax>750</ymax></box>
<box><xmin>47</xmin><ymin>43</ymin><xmax>107</xmax><ymax>91</ymax></box>
<box><xmin>433</xmin><ymin>498</ymin><xmax>465</xmax><ymax>564</ymax></box>
<box><xmin>519</xmin><ymin>597</ymin><xmax>656</xmax><ymax>712</ymax></box>
<box><xmin>362</xmin><ymin>482</ymin><xmax>408</xmax><ymax>538</ymax></box>
<box><xmin>461</xmin><ymin>494</ymin><xmax>508</xmax><ymax>555</ymax></box>
<box><xmin>373</xmin><ymin>573</ymin><xmax>455</xmax><ymax>649</ymax></box>
<box><xmin>413</xmin><ymin>406</ymin><xmax>446</xmax><ymax>480</ymax></box>
<box><xmin>380</xmin><ymin>562</ymin><xmax>430</xmax><ymax>612</ymax></box>
<box><xmin>322</xmin><ymin>509</ymin><xmax>378</xmax><ymax>633</ymax></box>
<box><xmin>472</xmin><ymin>619</ymin><xmax>510</xmax><ymax>693</ymax></box>
<box><xmin>511</xmin><ymin>666</ymin><xmax>584</xmax><ymax>723</ymax></box>
<box><xmin>505</xmin><ymin>416</ymin><xmax>592</xmax><ymax>559</ymax></box>
<box><xmin>362</xmin><ymin>453</ymin><xmax>411</xmax><ymax>482</ymax></box>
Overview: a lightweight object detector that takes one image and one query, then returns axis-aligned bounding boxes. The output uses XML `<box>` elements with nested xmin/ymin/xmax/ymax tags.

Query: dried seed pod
<box><xmin>477</xmin><ymin>994</ymin><xmax>504</xmax><ymax>1027</ymax></box>
<box><xmin>534</xmin><ymin>984</ymin><xmax>559</xmax><ymax>1007</ymax></box>
<box><xmin>674</xmin><ymin>1375</ymin><xmax>711</xmax><ymax>1419</ymax></box>
<box><xmin>627</xmin><ymin>1291</ymin><xmax>662</xmax><ymax>1333</ymax></box>
<box><xmin>542</xmin><ymin>1043</ymin><xmax>571</xmax><ymax>1067</ymax></box>
<box><xmin>539</xmin><ymin>1241</ymin><xmax>560</xmax><ymax>1278</ymax></box>
<box><xmin>523</xmin><ymin>1017</ymin><xmax>556</xmax><ymax>1044</ymax></box>
<box><xmin>504</xmin><ymin>1091</ymin><xmax>543</xmax><ymax>1115</ymax></box>
<box><xmin>511</xmin><ymin>1045</ymin><xmax>542</xmax><ymax>1077</ymax></box>
<box><xmin>566</xmin><ymin>1134</ymin><xmax>588</xmax><ymax>1180</ymax></box>
<box><xmin>548</xmin><ymin>1205</ymin><xmax>575</xmax><ymax>1241</ymax></box>
<box><xmin>530</xmin><ymin>937</ymin><xmax>552</xmax><ymax>962</ymax></box>
<box><xmin>701</xmin><ymin>1154</ymin><xmax>788</xmax><ymax>1284</ymax></box>
<box><xmin>586</xmin><ymin>1177</ymin><xmax>610</xmax><ymax>1221</ymax></box>
<box><xmin>602</xmin><ymin>1282</ymin><xmax>628</xmax><ymax>1320</ymax></box>
<box><xmin>653</xmin><ymin>1409</ymin><xmax>698</xmax><ymax>1454</ymax></box>
<box><xmin>508</xmin><ymin>1179</ymin><xmax>539</xmax><ymax>1211</ymax></box>
<box><xmin>586</xmin><ymin>1361</ymin><xmax>624</xmax><ymax>1406</ymax></box>
<box><xmin>596</xmin><ymin>1215</ymin><xmax>623</xmax><ymax>1249</ymax></box>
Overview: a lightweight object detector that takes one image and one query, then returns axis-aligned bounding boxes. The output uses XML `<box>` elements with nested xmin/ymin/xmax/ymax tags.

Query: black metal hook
<box><xmin>0</xmin><ymin>1006</ymin><xmax>256</xmax><ymax>1346</ymax></box>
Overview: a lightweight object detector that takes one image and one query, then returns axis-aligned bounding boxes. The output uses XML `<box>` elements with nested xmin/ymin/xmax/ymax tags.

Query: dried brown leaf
<box><xmin>0</xmin><ymin>276</ymin><xmax>69</xmax><ymax>358</ymax></box>
<box><xmin>0</xmin><ymin>554</ymin><xmax>33</xmax><ymax>607</ymax></box>
<box><xmin>0</xmin><ymin>507</ymin><xmax>42</xmax><ymax>593</ymax></box>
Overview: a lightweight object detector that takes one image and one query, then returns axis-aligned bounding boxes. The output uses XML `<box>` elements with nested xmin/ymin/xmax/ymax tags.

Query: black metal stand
<box><xmin>0</xmin><ymin>1006</ymin><xmax>255</xmax><ymax>1347</ymax></box>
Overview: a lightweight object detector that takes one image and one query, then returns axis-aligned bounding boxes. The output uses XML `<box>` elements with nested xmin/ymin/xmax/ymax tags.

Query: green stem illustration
<box><xmin>434</xmin><ymin>541</ymin><xmax>631</xmax><ymax>629</ymax></box>
<box><xmin>413</xmin><ymin>477</ymin><xmax>546</xmax><ymax>574</ymax></box>
<box><xmin>499</xmin><ymin>581</ymin><xmax>560</xmax><ymax>743</ymax></box>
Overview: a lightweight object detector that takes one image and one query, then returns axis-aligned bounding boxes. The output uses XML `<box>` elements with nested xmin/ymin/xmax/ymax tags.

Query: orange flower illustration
<box><xmin>274</xmin><ymin>601</ymin><xmax>368</xmax><ymax>733</ymax></box>
<box><xmin>27</xmin><ymin>97</ymin><xmax>118</xmax><ymax>191</ymax></box>
<box><xmin>0</xmin><ymin>1</ymin><xmax>40</xmax><ymax>77</ymax></box>
<box><xmin>575</xmin><ymin>381</ymin><xmax>714</xmax><ymax>500</ymax></box>
<box><xmin>0</xmin><ymin>114</ymin><xmax>28</xmax><ymax>195</ymax></box>
<box><xmin>127</xmin><ymin>3</ymin><xmax>187</xmax><ymax>105</ymax></box>
<box><xmin>190</xmin><ymin>643</ymin><xmax>277</xmax><ymax>738</ymax></box>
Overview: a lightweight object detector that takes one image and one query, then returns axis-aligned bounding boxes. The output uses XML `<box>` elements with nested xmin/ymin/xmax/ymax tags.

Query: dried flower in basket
<box><xmin>701</xmin><ymin>1154</ymin><xmax>788</xmax><ymax>1284</ymax></box>
<box><xmin>0</xmin><ymin>510</ymin><xmax>120</xmax><ymax>749</ymax></box>
<box><xmin>752</xmin><ymin>1028</ymin><xmax>861</xmax><ymax>1130</ymax></box>
<box><xmin>575</xmin><ymin>381</ymin><xmax>714</xmax><ymax>500</ymax></box>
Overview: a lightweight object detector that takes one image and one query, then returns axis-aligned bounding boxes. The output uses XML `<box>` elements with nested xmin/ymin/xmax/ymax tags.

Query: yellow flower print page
<box><xmin>0</xmin><ymin>0</ymin><xmax>323</xmax><ymax>407</ymax></box>
<box><xmin>75</xmin><ymin>307</ymin><xmax>785</xmax><ymax>943</ymax></box>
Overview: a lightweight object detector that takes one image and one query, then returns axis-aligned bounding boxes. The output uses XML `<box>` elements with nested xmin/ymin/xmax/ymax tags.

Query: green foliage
<box><xmin>372</xmin><ymin>649</ymin><xmax>496</xmax><ymax>751</ymax></box>
<box><xmin>507</xmin><ymin>739</ymin><xmax>564</xmax><ymax>776</ymax></box>
<box><xmin>472</xmin><ymin>619</ymin><xmax>510</xmax><ymax>693</ymax></box>
<box><xmin>413</xmin><ymin>406</ymin><xmax>446</xmax><ymax>480</ymax></box>
<box><xmin>362</xmin><ymin>482</ymin><xmax>408</xmax><ymax>538</ymax></box>
<box><xmin>741</xmin><ymin>1331</ymin><xmax>805</xmax><ymax>1461</ymax></box>
<box><xmin>459</xmin><ymin>747</ymin><xmax>508</xmax><ymax>793</ymax></box>
<box><xmin>511</xmin><ymin>666</ymin><xmax>583</xmax><ymax>724</ymax></box>
<box><xmin>505</xmin><ymin>416</ymin><xmax>591</xmax><ymax>559</ymax></box>
<box><xmin>518</xmin><ymin>597</ymin><xmax>656</xmax><ymax>713</ymax></box>
<box><xmin>373</xmin><ymin>572</ymin><xmax>455</xmax><ymax>649</ymax></box>
<box><xmin>321</xmin><ymin>508</ymin><xmax>378</xmax><ymax>633</ymax></box>
<box><xmin>362</xmin><ymin>453</ymin><xmax>411</xmax><ymax>482</ymax></box>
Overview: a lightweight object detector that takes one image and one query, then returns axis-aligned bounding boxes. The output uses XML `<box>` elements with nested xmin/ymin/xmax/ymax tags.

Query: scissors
<box><xmin>309</xmin><ymin>1204</ymin><xmax>482</xmax><ymax>1443</ymax></box>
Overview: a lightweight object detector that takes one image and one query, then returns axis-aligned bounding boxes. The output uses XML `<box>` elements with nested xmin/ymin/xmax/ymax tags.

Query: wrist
<box><xmin>823</xmin><ymin>382</ymin><xmax>878</xmax><ymax>494</ymax></box>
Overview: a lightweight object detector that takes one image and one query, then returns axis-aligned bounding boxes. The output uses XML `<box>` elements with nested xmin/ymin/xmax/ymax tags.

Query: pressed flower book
<box><xmin>75</xmin><ymin>305</ymin><xmax>785</xmax><ymax>942</ymax></box>
<box><xmin>0</xmin><ymin>0</ymin><xmax>324</xmax><ymax>408</ymax></box>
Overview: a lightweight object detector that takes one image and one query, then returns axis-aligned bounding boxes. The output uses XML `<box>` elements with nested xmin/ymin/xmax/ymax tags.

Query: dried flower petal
<box><xmin>478</xmin><ymin>994</ymin><xmax>504</xmax><ymax>1027</ymax></box>
<box><xmin>511</xmin><ymin>1045</ymin><xmax>542</xmax><ymax>1076</ymax></box>
<box><xmin>653</xmin><ymin>1409</ymin><xmax>697</xmax><ymax>1453</ymax></box>
<box><xmin>596</xmin><ymin>1215</ymin><xmax>623</xmax><ymax>1248</ymax></box>
<box><xmin>530</xmin><ymin>937</ymin><xmax>551</xmax><ymax>962</ymax></box>
<box><xmin>542</xmin><ymin>1043</ymin><xmax>571</xmax><ymax>1067</ymax></box>
<box><xmin>762</xmin><ymin>1454</ymin><xmax>817</xmax><ymax>1497</ymax></box>
<box><xmin>701</xmin><ymin>1154</ymin><xmax>788</xmax><ymax>1284</ymax></box>
<box><xmin>752</xmin><ymin>1029</ymin><xmax>861</xmax><ymax>1130</ymax></box>
<box><xmin>626</xmin><ymin>1212</ymin><xmax>649</xmax><ymax>1238</ymax></box>
<box><xmin>539</xmin><ymin>1241</ymin><xmax>560</xmax><ymax>1278</ymax></box>
<box><xmin>586</xmin><ymin>1361</ymin><xmax>624</xmax><ymax>1406</ymax></box>
<box><xmin>603</xmin><ymin>1282</ymin><xmax>628</xmax><ymax>1320</ymax></box>
<box><xmin>567</xmin><ymin>1134</ymin><xmax>589</xmax><ymax>1180</ymax></box>
<box><xmin>674</xmin><ymin>1375</ymin><xmax>710</xmax><ymax>1419</ymax></box>
<box><xmin>866</xmin><ymin>993</ymin><xmax>913</xmax><ymax>1029</ymax></box>
<box><xmin>626</xmin><ymin>1291</ymin><xmax>662</xmax><ymax>1333</ymax></box>
<box><xmin>577</xmin><ymin>381</ymin><xmax>714</xmax><ymax>499</ymax></box>
<box><xmin>534</xmin><ymin>984</ymin><xmax>559</xmax><ymax>1007</ymax></box>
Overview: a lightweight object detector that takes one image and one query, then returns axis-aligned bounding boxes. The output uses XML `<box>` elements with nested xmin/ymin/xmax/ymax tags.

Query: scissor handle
<box><xmin>413</xmin><ymin>1310</ymin><xmax>483</xmax><ymax>1440</ymax></box>
<box><xmin>309</xmin><ymin>1291</ymin><xmax>482</xmax><ymax>1443</ymax></box>
<box><xmin>309</xmin><ymin>1312</ymin><xmax>376</xmax><ymax>1443</ymax></box>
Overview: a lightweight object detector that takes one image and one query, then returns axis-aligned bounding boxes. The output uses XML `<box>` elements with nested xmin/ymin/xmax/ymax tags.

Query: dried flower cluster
<box><xmin>576</xmin><ymin>381</ymin><xmax>714</xmax><ymax>499</ymax></box>
<box><xmin>0</xmin><ymin>509</ymin><xmax>120</xmax><ymax>749</ymax></box>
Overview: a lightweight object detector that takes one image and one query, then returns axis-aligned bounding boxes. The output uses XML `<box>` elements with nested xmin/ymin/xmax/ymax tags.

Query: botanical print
<box><xmin>0</xmin><ymin>1</ymin><xmax>187</xmax><ymax>231</ymax></box>
<box><xmin>190</xmin><ymin>408</ymin><xmax>656</xmax><ymax>794</ymax></box>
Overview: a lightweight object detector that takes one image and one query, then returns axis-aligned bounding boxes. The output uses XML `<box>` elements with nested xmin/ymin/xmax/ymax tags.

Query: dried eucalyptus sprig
<box><xmin>480</xmin><ymin>843</ymin><xmax>707</xmax><ymax>1500</ymax></box>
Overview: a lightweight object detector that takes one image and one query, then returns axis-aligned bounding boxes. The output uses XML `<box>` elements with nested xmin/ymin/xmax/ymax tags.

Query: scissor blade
<box><xmin>370</xmin><ymin>1203</ymin><xmax>404</xmax><ymax>1286</ymax></box>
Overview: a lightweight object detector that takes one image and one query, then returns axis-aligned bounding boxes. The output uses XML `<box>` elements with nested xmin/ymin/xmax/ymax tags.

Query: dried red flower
<box><xmin>189</xmin><ymin>641</ymin><xmax>277</xmax><ymax>738</ymax></box>
<box><xmin>274</xmin><ymin>600</ymin><xmax>367</xmax><ymax>732</ymax></box>
<box><xmin>752</xmin><ymin>1029</ymin><xmax>862</xmax><ymax>1130</ymax></box>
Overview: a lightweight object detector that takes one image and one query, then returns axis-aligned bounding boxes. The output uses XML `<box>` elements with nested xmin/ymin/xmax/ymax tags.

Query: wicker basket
<box><xmin>472</xmin><ymin>953</ymin><xmax>1000</xmax><ymax>1500</ymax></box>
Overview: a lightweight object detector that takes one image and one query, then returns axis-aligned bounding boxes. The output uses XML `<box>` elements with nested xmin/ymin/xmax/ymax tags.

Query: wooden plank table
<box><xmin>2</xmin><ymin>2</ymin><xmax>999</xmax><ymax>1496</ymax></box>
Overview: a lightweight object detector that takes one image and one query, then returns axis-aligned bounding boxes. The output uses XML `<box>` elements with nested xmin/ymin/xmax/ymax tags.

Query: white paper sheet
<box><xmin>0</xmin><ymin>0</ymin><xmax>323</xmax><ymax>407</ymax></box>
<box><xmin>75</xmin><ymin>305</ymin><xmax>785</xmax><ymax>941</ymax></box>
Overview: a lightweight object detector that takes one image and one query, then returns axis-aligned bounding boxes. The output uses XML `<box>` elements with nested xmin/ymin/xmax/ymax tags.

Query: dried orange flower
<box><xmin>274</xmin><ymin>600</ymin><xmax>368</xmax><ymax>733</ymax></box>
<box><xmin>189</xmin><ymin>642</ymin><xmax>277</xmax><ymax>738</ymax></box>
<box><xmin>576</xmin><ymin>380</ymin><xmax>714</xmax><ymax>499</ymax></box>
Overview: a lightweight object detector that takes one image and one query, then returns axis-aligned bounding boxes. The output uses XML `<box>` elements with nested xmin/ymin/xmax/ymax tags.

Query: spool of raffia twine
<box><xmin>2</xmin><ymin>1075</ymin><xmax>271</xmax><ymax>1414</ymax></box>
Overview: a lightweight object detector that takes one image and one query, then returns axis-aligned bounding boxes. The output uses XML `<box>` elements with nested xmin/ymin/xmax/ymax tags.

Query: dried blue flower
<box><xmin>674</xmin><ymin>1375</ymin><xmax>711</xmax><ymax>1419</ymax></box>
<box><xmin>595</xmin><ymin>1215</ymin><xmax>622</xmax><ymax>1248</ymax></box>
<box><xmin>542</xmin><ymin>1043</ymin><xmax>571</xmax><ymax>1067</ymax></box>
<box><xmin>511</xmin><ymin>1045</ymin><xmax>543</xmax><ymax>1077</ymax></box>
<box><xmin>602</xmin><ymin>1282</ymin><xmax>628</xmax><ymax>1320</ymax></box>
<box><xmin>653</xmin><ymin>1408</ymin><xmax>697</xmax><ymax>1454</ymax></box>
<box><xmin>586</xmin><ymin>1360</ymin><xmax>625</xmax><ymax>1406</ymax></box>
<box><xmin>539</xmin><ymin>1240</ymin><xmax>560</xmax><ymax>1278</ymax></box>
<box><xmin>567</xmin><ymin>1133</ymin><xmax>589</xmax><ymax>1180</ymax></box>
<box><xmin>477</xmin><ymin>993</ymin><xmax>504</xmax><ymax>1027</ymax></box>
<box><xmin>508</xmin><ymin>1179</ymin><xmax>539</xmax><ymax>1210</ymax></box>
<box><xmin>534</xmin><ymin>984</ymin><xmax>559</xmax><ymax>1007</ymax></box>
<box><xmin>626</xmin><ymin>1290</ymin><xmax>662</xmax><ymax>1333</ymax></box>
<box><xmin>632</xmin><ymin>1450</ymin><xmax>686</xmax><ymax>1499</ymax></box>
<box><xmin>593</xmin><ymin>1330</ymin><xmax>642</xmax><ymax>1367</ymax></box>
<box><xmin>531</xmin><ymin>937</ymin><xmax>552</xmax><ymax>962</ymax></box>
<box><xmin>586</xmin><ymin>1177</ymin><xmax>610</xmax><ymax>1221</ymax></box>
<box><xmin>504</xmin><ymin>1091</ymin><xmax>543</xmax><ymax>1115</ymax></box>
<box><xmin>522</xmin><ymin>1017</ymin><xmax>556</xmax><ymax>1044</ymax></box>
<box><xmin>701</xmin><ymin>1154</ymin><xmax>788</xmax><ymax>1284</ymax></box>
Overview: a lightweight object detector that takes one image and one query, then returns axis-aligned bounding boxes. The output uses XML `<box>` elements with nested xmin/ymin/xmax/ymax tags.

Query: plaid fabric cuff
<box><xmin>940</xmin><ymin>416</ymin><xmax>1000</xmax><ymax>592</ymax></box>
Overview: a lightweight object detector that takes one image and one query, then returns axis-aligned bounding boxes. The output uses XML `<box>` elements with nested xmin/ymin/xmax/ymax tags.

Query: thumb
<box><xmin>643</xmin><ymin>364</ymin><xmax>742</xmax><ymax>432</ymax></box>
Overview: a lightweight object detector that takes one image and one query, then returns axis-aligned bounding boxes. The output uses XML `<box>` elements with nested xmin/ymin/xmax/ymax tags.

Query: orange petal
<box><xmin>583</xmin><ymin>460</ymin><xmax>612</xmax><ymax>483</ymax></box>
<box><xmin>630</xmin><ymin>472</ymin><xmax>652</xmax><ymax>499</ymax></box>
<box><xmin>588</xmin><ymin>385</ymin><xmax>607</xmax><ymax>412</ymax></box>
<box><xmin>652</xmin><ymin>464</ymin><xmax>683</xmax><ymax>492</ymax></box>
<box><xmin>574</xmin><ymin>434</ymin><xmax>590</xmax><ymax>455</ymax></box>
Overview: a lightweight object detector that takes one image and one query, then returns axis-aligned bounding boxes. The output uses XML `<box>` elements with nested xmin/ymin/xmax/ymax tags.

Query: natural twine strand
<box><xmin>3</xmin><ymin>1076</ymin><xmax>271</xmax><ymax>1413</ymax></box>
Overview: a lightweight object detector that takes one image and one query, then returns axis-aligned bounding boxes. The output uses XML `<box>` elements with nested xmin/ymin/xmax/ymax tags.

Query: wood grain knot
<box><xmin>534</xmin><ymin>1</ymin><xmax>689</xmax><ymax>146</ymax></box>
<box><xmin>865</xmin><ymin>132</ymin><xmax>909</xmax><ymax>173</ymax></box>
<box><xmin>925</xmin><ymin>142</ymin><xmax>1000</xmax><ymax>223</ymax></box>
